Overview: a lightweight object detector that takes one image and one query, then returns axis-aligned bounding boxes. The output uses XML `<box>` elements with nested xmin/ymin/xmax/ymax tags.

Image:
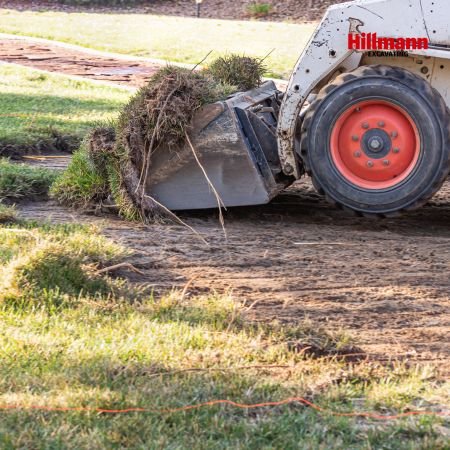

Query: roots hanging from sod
<box><xmin>52</xmin><ymin>55</ymin><xmax>266</xmax><ymax>223</ymax></box>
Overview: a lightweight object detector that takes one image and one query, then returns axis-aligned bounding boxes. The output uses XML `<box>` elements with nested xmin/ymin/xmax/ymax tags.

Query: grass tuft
<box><xmin>0</xmin><ymin>202</ymin><xmax>17</xmax><ymax>223</ymax></box>
<box><xmin>0</xmin><ymin>158</ymin><xmax>58</xmax><ymax>200</ymax></box>
<box><xmin>0</xmin><ymin>223</ymin><xmax>127</xmax><ymax>307</ymax></box>
<box><xmin>247</xmin><ymin>2</ymin><xmax>273</xmax><ymax>18</ymax></box>
<box><xmin>50</xmin><ymin>144</ymin><xmax>108</xmax><ymax>208</ymax></box>
<box><xmin>206</xmin><ymin>54</ymin><xmax>266</xmax><ymax>91</ymax></box>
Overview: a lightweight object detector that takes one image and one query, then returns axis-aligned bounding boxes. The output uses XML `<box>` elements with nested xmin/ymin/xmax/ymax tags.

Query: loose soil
<box><xmin>17</xmin><ymin>176</ymin><xmax>450</xmax><ymax>377</ymax></box>
<box><xmin>0</xmin><ymin>0</ymin><xmax>347</xmax><ymax>23</ymax></box>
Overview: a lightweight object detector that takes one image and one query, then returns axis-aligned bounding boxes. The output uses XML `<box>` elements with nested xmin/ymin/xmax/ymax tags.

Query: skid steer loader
<box><xmin>148</xmin><ymin>0</ymin><xmax>450</xmax><ymax>217</ymax></box>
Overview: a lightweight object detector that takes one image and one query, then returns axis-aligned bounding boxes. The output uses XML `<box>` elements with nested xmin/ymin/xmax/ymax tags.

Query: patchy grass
<box><xmin>0</xmin><ymin>158</ymin><xmax>58</xmax><ymax>200</ymax></box>
<box><xmin>206</xmin><ymin>54</ymin><xmax>266</xmax><ymax>91</ymax></box>
<box><xmin>0</xmin><ymin>222</ymin><xmax>127</xmax><ymax>307</ymax></box>
<box><xmin>0</xmin><ymin>222</ymin><xmax>448</xmax><ymax>448</ymax></box>
<box><xmin>0</xmin><ymin>10</ymin><xmax>317</xmax><ymax>78</ymax></box>
<box><xmin>0</xmin><ymin>63</ymin><xmax>131</xmax><ymax>155</ymax></box>
<box><xmin>0</xmin><ymin>202</ymin><xmax>16</xmax><ymax>223</ymax></box>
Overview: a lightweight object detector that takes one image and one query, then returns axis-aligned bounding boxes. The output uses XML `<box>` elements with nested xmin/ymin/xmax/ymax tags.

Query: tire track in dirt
<box><xmin>17</xmin><ymin>179</ymin><xmax>450</xmax><ymax>374</ymax></box>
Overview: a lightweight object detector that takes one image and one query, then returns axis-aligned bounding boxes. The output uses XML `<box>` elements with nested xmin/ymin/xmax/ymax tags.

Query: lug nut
<box><xmin>367</xmin><ymin>161</ymin><xmax>374</xmax><ymax>168</ymax></box>
<box><xmin>352</xmin><ymin>135</ymin><xmax>359</xmax><ymax>142</ymax></box>
<box><xmin>378</xmin><ymin>121</ymin><xmax>385</xmax><ymax>127</ymax></box>
<box><xmin>393</xmin><ymin>147</ymin><xmax>400</xmax><ymax>154</ymax></box>
<box><xmin>362</xmin><ymin>122</ymin><xmax>370</xmax><ymax>129</ymax></box>
<box><xmin>391</xmin><ymin>131</ymin><xmax>398</xmax><ymax>138</ymax></box>
<box><xmin>369</xmin><ymin>137</ymin><xmax>382</xmax><ymax>150</ymax></box>
<box><xmin>354</xmin><ymin>151</ymin><xmax>361</xmax><ymax>157</ymax></box>
<box><xmin>383</xmin><ymin>160</ymin><xmax>390</xmax><ymax>166</ymax></box>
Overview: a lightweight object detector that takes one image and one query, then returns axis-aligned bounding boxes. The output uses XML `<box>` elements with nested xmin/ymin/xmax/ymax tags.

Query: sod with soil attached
<box><xmin>52</xmin><ymin>57</ymin><xmax>266</xmax><ymax>220</ymax></box>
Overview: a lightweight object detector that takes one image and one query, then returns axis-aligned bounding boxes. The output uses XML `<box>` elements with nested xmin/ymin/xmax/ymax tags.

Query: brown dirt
<box><xmin>0</xmin><ymin>1</ymin><xmax>347</xmax><ymax>23</ymax></box>
<box><xmin>17</xmin><ymin>176</ymin><xmax>450</xmax><ymax>376</ymax></box>
<box><xmin>0</xmin><ymin>36</ymin><xmax>161</xmax><ymax>88</ymax></box>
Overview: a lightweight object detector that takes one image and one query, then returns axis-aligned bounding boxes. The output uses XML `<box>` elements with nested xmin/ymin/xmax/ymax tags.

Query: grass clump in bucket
<box><xmin>206</xmin><ymin>54</ymin><xmax>266</xmax><ymax>91</ymax></box>
<box><xmin>52</xmin><ymin>55</ymin><xmax>266</xmax><ymax>221</ymax></box>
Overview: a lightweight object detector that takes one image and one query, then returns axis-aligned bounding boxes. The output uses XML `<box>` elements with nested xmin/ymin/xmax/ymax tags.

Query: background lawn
<box><xmin>0</xmin><ymin>10</ymin><xmax>317</xmax><ymax>78</ymax></box>
<box><xmin>0</xmin><ymin>63</ymin><xmax>130</xmax><ymax>153</ymax></box>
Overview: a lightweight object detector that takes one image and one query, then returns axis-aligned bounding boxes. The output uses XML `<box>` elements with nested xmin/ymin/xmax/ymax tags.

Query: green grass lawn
<box><xmin>0</xmin><ymin>222</ymin><xmax>448</xmax><ymax>448</ymax></box>
<box><xmin>0</xmin><ymin>63</ymin><xmax>130</xmax><ymax>153</ymax></box>
<box><xmin>0</xmin><ymin>10</ymin><xmax>317</xmax><ymax>78</ymax></box>
<box><xmin>0</xmin><ymin>159</ymin><xmax>57</xmax><ymax>200</ymax></box>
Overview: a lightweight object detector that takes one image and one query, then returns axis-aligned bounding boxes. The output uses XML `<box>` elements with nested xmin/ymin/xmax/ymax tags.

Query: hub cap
<box><xmin>330</xmin><ymin>100</ymin><xmax>421</xmax><ymax>189</ymax></box>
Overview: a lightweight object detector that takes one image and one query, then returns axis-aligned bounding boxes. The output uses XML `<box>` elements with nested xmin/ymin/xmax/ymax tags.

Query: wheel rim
<box><xmin>330</xmin><ymin>100</ymin><xmax>421</xmax><ymax>189</ymax></box>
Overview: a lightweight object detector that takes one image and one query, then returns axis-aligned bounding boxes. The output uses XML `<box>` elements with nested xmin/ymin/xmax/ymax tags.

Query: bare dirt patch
<box><xmin>0</xmin><ymin>37</ymin><xmax>162</xmax><ymax>87</ymax></box>
<box><xmin>17</xmin><ymin>178</ymin><xmax>450</xmax><ymax>376</ymax></box>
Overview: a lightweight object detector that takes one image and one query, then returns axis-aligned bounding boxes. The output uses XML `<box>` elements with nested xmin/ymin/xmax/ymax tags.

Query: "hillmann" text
<box><xmin>348</xmin><ymin>33</ymin><xmax>429</xmax><ymax>50</ymax></box>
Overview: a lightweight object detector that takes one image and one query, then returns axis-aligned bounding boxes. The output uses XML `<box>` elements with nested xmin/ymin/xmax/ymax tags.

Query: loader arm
<box><xmin>277</xmin><ymin>0</ymin><xmax>432</xmax><ymax>178</ymax></box>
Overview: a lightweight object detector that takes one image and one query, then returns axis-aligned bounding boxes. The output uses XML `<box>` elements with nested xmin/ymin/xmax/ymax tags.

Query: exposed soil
<box><xmin>0</xmin><ymin>36</ymin><xmax>161</xmax><ymax>88</ymax></box>
<box><xmin>17</xmin><ymin>176</ymin><xmax>450</xmax><ymax>376</ymax></box>
<box><xmin>0</xmin><ymin>0</ymin><xmax>347</xmax><ymax>23</ymax></box>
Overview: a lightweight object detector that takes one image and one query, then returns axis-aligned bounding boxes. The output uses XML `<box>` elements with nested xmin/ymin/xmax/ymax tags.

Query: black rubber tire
<box><xmin>300</xmin><ymin>65</ymin><xmax>450</xmax><ymax>217</ymax></box>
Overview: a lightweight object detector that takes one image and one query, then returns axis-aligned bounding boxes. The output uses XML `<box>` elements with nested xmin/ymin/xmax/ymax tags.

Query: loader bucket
<box><xmin>145</xmin><ymin>81</ymin><xmax>292</xmax><ymax>210</ymax></box>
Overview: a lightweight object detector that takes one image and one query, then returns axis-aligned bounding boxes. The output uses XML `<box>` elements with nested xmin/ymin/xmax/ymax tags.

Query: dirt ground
<box><xmin>17</xmin><ymin>175</ymin><xmax>450</xmax><ymax>376</ymax></box>
<box><xmin>0</xmin><ymin>0</ymin><xmax>347</xmax><ymax>23</ymax></box>
<box><xmin>0</xmin><ymin>36</ymin><xmax>161</xmax><ymax>88</ymax></box>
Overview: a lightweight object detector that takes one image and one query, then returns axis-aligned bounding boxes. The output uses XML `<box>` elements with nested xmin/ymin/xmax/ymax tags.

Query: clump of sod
<box><xmin>50</xmin><ymin>143</ymin><xmax>108</xmax><ymax>208</ymax></box>
<box><xmin>2</xmin><ymin>242</ymin><xmax>110</xmax><ymax>298</ymax></box>
<box><xmin>52</xmin><ymin>55</ymin><xmax>266</xmax><ymax>221</ymax></box>
<box><xmin>114</xmin><ymin>65</ymin><xmax>236</xmax><ymax>218</ymax></box>
<box><xmin>206</xmin><ymin>54</ymin><xmax>266</xmax><ymax>91</ymax></box>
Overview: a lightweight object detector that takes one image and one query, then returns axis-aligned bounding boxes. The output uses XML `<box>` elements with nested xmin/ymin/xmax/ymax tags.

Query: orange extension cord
<box><xmin>1</xmin><ymin>397</ymin><xmax>448</xmax><ymax>420</ymax></box>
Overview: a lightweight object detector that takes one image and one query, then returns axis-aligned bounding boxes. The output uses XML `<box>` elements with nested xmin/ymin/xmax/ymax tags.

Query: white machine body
<box><xmin>277</xmin><ymin>0</ymin><xmax>450</xmax><ymax>178</ymax></box>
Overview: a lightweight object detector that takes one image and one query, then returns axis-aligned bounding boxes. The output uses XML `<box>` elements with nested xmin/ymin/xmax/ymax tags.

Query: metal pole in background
<box><xmin>196</xmin><ymin>0</ymin><xmax>203</xmax><ymax>18</ymax></box>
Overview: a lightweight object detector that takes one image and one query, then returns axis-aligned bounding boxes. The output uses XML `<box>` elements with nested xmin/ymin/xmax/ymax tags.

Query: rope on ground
<box><xmin>0</xmin><ymin>397</ymin><xmax>448</xmax><ymax>420</ymax></box>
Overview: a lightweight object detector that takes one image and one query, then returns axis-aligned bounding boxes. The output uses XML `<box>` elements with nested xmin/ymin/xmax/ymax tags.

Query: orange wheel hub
<box><xmin>330</xmin><ymin>100</ymin><xmax>421</xmax><ymax>189</ymax></box>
